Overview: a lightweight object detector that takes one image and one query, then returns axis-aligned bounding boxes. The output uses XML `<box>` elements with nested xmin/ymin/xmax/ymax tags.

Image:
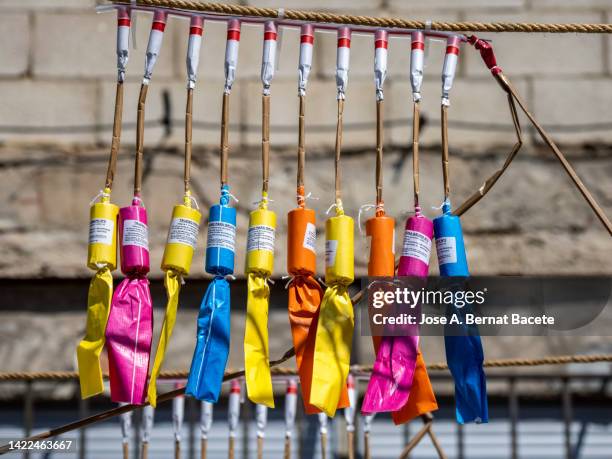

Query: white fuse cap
<box><xmin>228</xmin><ymin>380</ymin><xmax>241</xmax><ymax>438</ymax></box>
<box><xmin>224</xmin><ymin>19</ymin><xmax>241</xmax><ymax>94</ymax></box>
<box><xmin>119</xmin><ymin>403</ymin><xmax>132</xmax><ymax>445</ymax></box>
<box><xmin>343</xmin><ymin>374</ymin><xmax>357</xmax><ymax>433</ymax></box>
<box><xmin>200</xmin><ymin>401</ymin><xmax>213</xmax><ymax>440</ymax></box>
<box><xmin>363</xmin><ymin>413</ymin><xmax>376</xmax><ymax>434</ymax></box>
<box><xmin>318</xmin><ymin>412</ymin><xmax>328</xmax><ymax>435</ymax></box>
<box><xmin>261</xmin><ymin>21</ymin><xmax>278</xmax><ymax>96</ymax></box>
<box><xmin>336</xmin><ymin>27</ymin><xmax>351</xmax><ymax>100</ymax></box>
<box><xmin>141</xmin><ymin>405</ymin><xmax>155</xmax><ymax>444</ymax></box>
<box><xmin>285</xmin><ymin>378</ymin><xmax>298</xmax><ymax>438</ymax></box>
<box><xmin>116</xmin><ymin>7</ymin><xmax>130</xmax><ymax>82</ymax></box>
<box><xmin>442</xmin><ymin>35</ymin><xmax>461</xmax><ymax>106</ymax></box>
<box><xmin>410</xmin><ymin>31</ymin><xmax>425</xmax><ymax>102</ymax></box>
<box><xmin>374</xmin><ymin>30</ymin><xmax>388</xmax><ymax>101</ymax></box>
<box><xmin>255</xmin><ymin>404</ymin><xmax>268</xmax><ymax>439</ymax></box>
<box><xmin>186</xmin><ymin>16</ymin><xmax>204</xmax><ymax>89</ymax></box>
<box><xmin>172</xmin><ymin>393</ymin><xmax>185</xmax><ymax>443</ymax></box>
<box><xmin>143</xmin><ymin>10</ymin><xmax>168</xmax><ymax>84</ymax></box>
<box><xmin>298</xmin><ymin>24</ymin><xmax>314</xmax><ymax>96</ymax></box>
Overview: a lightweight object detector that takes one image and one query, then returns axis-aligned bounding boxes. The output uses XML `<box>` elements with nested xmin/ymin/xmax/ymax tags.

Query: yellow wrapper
<box><xmin>77</xmin><ymin>267</ymin><xmax>113</xmax><ymax>398</ymax></box>
<box><xmin>148</xmin><ymin>269</ymin><xmax>181</xmax><ymax>407</ymax></box>
<box><xmin>87</xmin><ymin>201</ymin><xmax>119</xmax><ymax>270</ymax></box>
<box><xmin>161</xmin><ymin>204</ymin><xmax>202</xmax><ymax>275</ymax></box>
<box><xmin>245</xmin><ymin>208</ymin><xmax>276</xmax><ymax>276</ymax></box>
<box><xmin>244</xmin><ymin>272</ymin><xmax>275</xmax><ymax>407</ymax></box>
<box><xmin>325</xmin><ymin>215</ymin><xmax>354</xmax><ymax>284</ymax></box>
<box><xmin>310</xmin><ymin>284</ymin><xmax>354</xmax><ymax>417</ymax></box>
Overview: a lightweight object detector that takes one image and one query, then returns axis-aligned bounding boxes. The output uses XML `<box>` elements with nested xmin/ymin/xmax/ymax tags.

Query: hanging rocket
<box><xmin>228</xmin><ymin>380</ymin><xmax>241</xmax><ymax>459</ymax></box>
<box><xmin>105</xmin><ymin>9</ymin><xmax>169</xmax><ymax>405</ymax></box>
<box><xmin>119</xmin><ymin>403</ymin><xmax>132</xmax><ymax>459</ymax></box>
<box><xmin>283</xmin><ymin>379</ymin><xmax>298</xmax><ymax>459</ymax></box>
<box><xmin>173</xmin><ymin>389</ymin><xmax>185</xmax><ymax>459</ymax></box>
<box><xmin>311</xmin><ymin>26</ymin><xmax>355</xmax><ymax>418</ymax></box>
<box><xmin>186</xmin><ymin>19</ymin><xmax>240</xmax><ymax>403</ymax></box>
<box><xmin>148</xmin><ymin>15</ymin><xmax>203</xmax><ymax>408</ymax></box>
<box><xmin>77</xmin><ymin>5</ymin><xmax>129</xmax><ymax>400</ymax></box>
<box><xmin>200</xmin><ymin>401</ymin><xmax>213</xmax><ymax>459</ymax></box>
<box><xmin>244</xmin><ymin>20</ymin><xmax>278</xmax><ymax>408</ymax></box>
<box><xmin>287</xmin><ymin>24</ymin><xmax>349</xmax><ymax>415</ymax></box>
<box><xmin>255</xmin><ymin>403</ymin><xmax>268</xmax><ymax>459</ymax></box>
<box><xmin>140</xmin><ymin>404</ymin><xmax>155</xmax><ymax>459</ymax></box>
<box><xmin>434</xmin><ymin>36</ymin><xmax>488</xmax><ymax>424</ymax></box>
<box><xmin>388</xmin><ymin>31</ymin><xmax>438</xmax><ymax>425</ymax></box>
<box><xmin>344</xmin><ymin>374</ymin><xmax>357</xmax><ymax>459</ymax></box>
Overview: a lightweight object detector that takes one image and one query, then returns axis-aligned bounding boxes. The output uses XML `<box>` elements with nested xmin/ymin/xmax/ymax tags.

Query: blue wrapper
<box><xmin>205</xmin><ymin>186</ymin><xmax>236</xmax><ymax>276</ymax></box>
<box><xmin>434</xmin><ymin>201</ymin><xmax>488</xmax><ymax>424</ymax></box>
<box><xmin>186</xmin><ymin>276</ymin><xmax>231</xmax><ymax>402</ymax></box>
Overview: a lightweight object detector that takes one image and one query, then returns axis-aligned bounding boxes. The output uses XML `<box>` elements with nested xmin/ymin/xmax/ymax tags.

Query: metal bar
<box><xmin>509</xmin><ymin>377</ymin><xmax>519</xmax><ymax>459</ymax></box>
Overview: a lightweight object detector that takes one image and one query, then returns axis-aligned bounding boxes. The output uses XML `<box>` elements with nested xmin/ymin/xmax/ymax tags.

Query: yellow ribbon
<box><xmin>147</xmin><ymin>269</ymin><xmax>181</xmax><ymax>407</ymax></box>
<box><xmin>310</xmin><ymin>284</ymin><xmax>354</xmax><ymax>417</ymax></box>
<box><xmin>77</xmin><ymin>267</ymin><xmax>113</xmax><ymax>399</ymax></box>
<box><xmin>244</xmin><ymin>272</ymin><xmax>275</xmax><ymax>407</ymax></box>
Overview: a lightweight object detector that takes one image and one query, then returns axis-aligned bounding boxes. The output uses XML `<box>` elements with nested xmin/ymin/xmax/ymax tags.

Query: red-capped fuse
<box><xmin>228</xmin><ymin>380</ymin><xmax>241</xmax><ymax>439</ymax></box>
<box><xmin>344</xmin><ymin>374</ymin><xmax>356</xmax><ymax>433</ymax></box>
<box><xmin>442</xmin><ymin>35</ymin><xmax>461</xmax><ymax>106</ymax></box>
<box><xmin>186</xmin><ymin>16</ymin><xmax>204</xmax><ymax>89</ymax></box>
<box><xmin>374</xmin><ymin>30</ymin><xmax>388</xmax><ymax>101</ymax></box>
<box><xmin>224</xmin><ymin>19</ymin><xmax>241</xmax><ymax>94</ymax></box>
<box><xmin>144</xmin><ymin>10</ymin><xmax>168</xmax><ymax>84</ymax></box>
<box><xmin>261</xmin><ymin>21</ymin><xmax>278</xmax><ymax>96</ymax></box>
<box><xmin>285</xmin><ymin>379</ymin><xmax>298</xmax><ymax>439</ymax></box>
<box><xmin>116</xmin><ymin>7</ymin><xmax>130</xmax><ymax>82</ymax></box>
<box><xmin>336</xmin><ymin>27</ymin><xmax>351</xmax><ymax>100</ymax></box>
<box><xmin>298</xmin><ymin>24</ymin><xmax>314</xmax><ymax>96</ymax></box>
<box><xmin>410</xmin><ymin>31</ymin><xmax>425</xmax><ymax>102</ymax></box>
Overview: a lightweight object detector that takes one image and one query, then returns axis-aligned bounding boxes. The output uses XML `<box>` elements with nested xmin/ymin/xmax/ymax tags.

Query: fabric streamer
<box><xmin>255</xmin><ymin>404</ymin><xmax>267</xmax><ymax>459</ymax></box>
<box><xmin>284</xmin><ymin>379</ymin><xmax>297</xmax><ymax>459</ymax></box>
<box><xmin>244</xmin><ymin>21</ymin><xmax>277</xmax><ymax>408</ymax></box>
<box><xmin>140</xmin><ymin>405</ymin><xmax>155</xmax><ymax>459</ymax></box>
<box><xmin>287</xmin><ymin>24</ymin><xmax>349</xmax><ymax>415</ymax></box>
<box><xmin>311</xmin><ymin>26</ymin><xmax>355</xmax><ymax>418</ymax></box>
<box><xmin>173</xmin><ymin>390</ymin><xmax>185</xmax><ymax>459</ymax></box>
<box><xmin>228</xmin><ymin>380</ymin><xmax>241</xmax><ymax>459</ymax></box>
<box><xmin>148</xmin><ymin>15</ymin><xmax>203</xmax><ymax>408</ymax></box>
<box><xmin>200</xmin><ymin>401</ymin><xmax>213</xmax><ymax>459</ymax></box>
<box><xmin>187</xmin><ymin>21</ymin><xmax>240</xmax><ymax>403</ymax></box>
<box><xmin>106</xmin><ymin>11</ymin><xmax>168</xmax><ymax>405</ymax></box>
<box><xmin>389</xmin><ymin>31</ymin><xmax>438</xmax><ymax>425</ymax></box>
<box><xmin>434</xmin><ymin>36</ymin><xmax>488</xmax><ymax>424</ymax></box>
<box><xmin>77</xmin><ymin>6</ymin><xmax>129</xmax><ymax>400</ymax></box>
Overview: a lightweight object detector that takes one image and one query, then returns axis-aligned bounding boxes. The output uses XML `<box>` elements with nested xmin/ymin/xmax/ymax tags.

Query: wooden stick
<box><xmin>201</xmin><ymin>438</ymin><xmax>207</xmax><ymax>459</ymax></box>
<box><xmin>134</xmin><ymin>83</ymin><xmax>148</xmax><ymax>196</ymax></box>
<box><xmin>228</xmin><ymin>436</ymin><xmax>235</xmax><ymax>459</ymax></box>
<box><xmin>141</xmin><ymin>441</ymin><xmax>149</xmax><ymax>459</ymax></box>
<box><xmin>320</xmin><ymin>432</ymin><xmax>327</xmax><ymax>459</ymax></box>
<box><xmin>220</xmin><ymin>92</ymin><xmax>230</xmax><ymax>186</ymax></box>
<box><xmin>283</xmin><ymin>435</ymin><xmax>291</xmax><ymax>459</ymax></box>
<box><xmin>297</xmin><ymin>94</ymin><xmax>306</xmax><ymax>190</ymax></box>
<box><xmin>441</xmin><ymin>104</ymin><xmax>450</xmax><ymax>202</ymax></box>
<box><xmin>412</xmin><ymin>101</ymin><xmax>421</xmax><ymax>209</ymax></box>
<box><xmin>257</xmin><ymin>436</ymin><xmax>264</xmax><ymax>459</ymax></box>
<box><xmin>122</xmin><ymin>441</ymin><xmax>129</xmax><ymax>459</ymax></box>
<box><xmin>184</xmin><ymin>88</ymin><xmax>193</xmax><ymax>194</ymax></box>
<box><xmin>175</xmin><ymin>439</ymin><xmax>181</xmax><ymax>459</ymax></box>
<box><xmin>364</xmin><ymin>431</ymin><xmax>371</xmax><ymax>459</ymax></box>
<box><xmin>334</xmin><ymin>98</ymin><xmax>345</xmax><ymax>207</ymax></box>
<box><xmin>397</xmin><ymin>421</ymin><xmax>432</xmax><ymax>459</ymax></box>
<box><xmin>347</xmin><ymin>430</ymin><xmax>355</xmax><ymax>459</ymax></box>
<box><xmin>105</xmin><ymin>81</ymin><xmax>124</xmax><ymax>190</ymax></box>
<box><xmin>375</xmin><ymin>99</ymin><xmax>384</xmax><ymax>209</ymax></box>
<box><xmin>261</xmin><ymin>94</ymin><xmax>271</xmax><ymax>194</ymax></box>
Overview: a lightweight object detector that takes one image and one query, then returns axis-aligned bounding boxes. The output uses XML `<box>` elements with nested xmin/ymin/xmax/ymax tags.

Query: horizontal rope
<box><xmin>2</xmin><ymin>353</ymin><xmax>611</xmax><ymax>382</ymax></box>
<box><xmin>112</xmin><ymin>0</ymin><xmax>612</xmax><ymax>34</ymax></box>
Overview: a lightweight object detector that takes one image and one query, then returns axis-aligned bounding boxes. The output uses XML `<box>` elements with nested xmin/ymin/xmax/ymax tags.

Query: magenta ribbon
<box><xmin>105</xmin><ymin>276</ymin><xmax>153</xmax><ymax>404</ymax></box>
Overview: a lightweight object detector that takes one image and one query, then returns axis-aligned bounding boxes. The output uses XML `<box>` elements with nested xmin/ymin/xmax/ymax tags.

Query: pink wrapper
<box><xmin>105</xmin><ymin>277</ymin><xmax>153</xmax><ymax>404</ymax></box>
<box><xmin>397</xmin><ymin>215</ymin><xmax>433</xmax><ymax>278</ymax></box>
<box><xmin>119</xmin><ymin>200</ymin><xmax>150</xmax><ymax>275</ymax></box>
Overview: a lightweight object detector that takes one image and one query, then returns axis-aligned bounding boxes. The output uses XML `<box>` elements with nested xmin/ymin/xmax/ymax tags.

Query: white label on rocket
<box><xmin>167</xmin><ymin>217</ymin><xmax>199</xmax><ymax>248</ymax></box>
<box><xmin>122</xmin><ymin>219</ymin><xmax>149</xmax><ymax>249</ymax></box>
<box><xmin>207</xmin><ymin>221</ymin><xmax>236</xmax><ymax>252</ymax></box>
<box><xmin>247</xmin><ymin>225</ymin><xmax>275</xmax><ymax>253</ymax></box>
<box><xmin>402</xmin><ymin>230</ymin><xmax>431</xmax><ymax>265</ymax></box>
<box><xmin>303</xmin><ymin>222</ymin><xmax>316</xmax><ymax>253</ymax></box>
<box><xmin>436</xmin><ymin>236</ymin><xmax>457</xmax><ymax>265</ymax></box>
<box><xmin>89</xmin><ymin>218</ymin><xmax>114</xmax><ymax>246</ymax></box>
<box><xmin>325</xmin><ymin>240</ymin><xmax>338</xmax><ymax>268</ymax></box>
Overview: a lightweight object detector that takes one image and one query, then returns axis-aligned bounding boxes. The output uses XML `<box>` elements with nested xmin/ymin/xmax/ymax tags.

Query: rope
<box><xmin>1</xmin><ymin>354</ymin><xmax>610</xmax><ymax>382</ymax></box>
<box><xmin>111</xmin><ymin>0</ymin><xmax>612</xmax><ymax>34</ymax></box>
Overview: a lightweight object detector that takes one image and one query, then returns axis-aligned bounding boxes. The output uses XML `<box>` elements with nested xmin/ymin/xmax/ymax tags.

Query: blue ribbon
<box><xmin>434</xmin><ymin>201</ymin><xmax>488</xmax><ymax>424</ymax></box>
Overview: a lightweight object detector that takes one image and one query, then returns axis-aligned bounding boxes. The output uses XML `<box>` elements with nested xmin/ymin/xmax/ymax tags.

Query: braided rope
<box><xmin>2</xmin><ymin>354</ymin><xmax>611</xmax><ymax>382</ymax></box>
<box><xmin>112</xmin><ymin>0</ymin><xmax>612</xmax><ymax>33</ymax></box>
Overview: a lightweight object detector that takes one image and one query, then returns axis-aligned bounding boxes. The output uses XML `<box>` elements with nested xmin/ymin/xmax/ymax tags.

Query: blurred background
<box><xmin>0</xmin><ymin>0</ymin><xmax>611</xmax><ymax>457</ymax></box>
